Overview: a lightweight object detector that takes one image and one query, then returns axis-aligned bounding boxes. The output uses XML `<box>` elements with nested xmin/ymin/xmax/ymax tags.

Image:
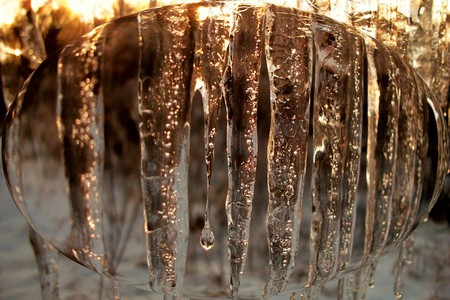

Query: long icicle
<box><xmin>264</xmin><ymin>5</ymin><xmax>312</xmax><ymax>296</ymax></box>
<box><xmin>399</xmin><ymin>70</ymin><xmax>427</xmax><ymax>240</ymax></box>
<box><xmin>29</xmin><ymin>229</ymin><xmax>60</xmax><ymax>300</ymax></box>
<box><xmin>393</xmin><ymin>234</ymin><xmax>416</xmax><ymax>299</ymax></box>
<box><xmin>56</xmin><ymin>25</ymin><xmax>108</xmax><ymax>273</ymax></box>
<box><xmin>137</xmin><ymin>6</ymin><xmax>194</xmax><ymax>296</ymax></box>
<box><xmin>353</xmin><ymin>264</ymin><xmax>375</xmax><ymax>300</ymax></box>
<box><xmin>387</xmin><ymin>53</ymin><xmax>418</xmax><ymax>247</ymax></box>
<box><xmin>308</xmin><ymin>14</ymin><xmax>350</xmax><ymax>286</ymax></box>
<box><xmin>362</xmin><ymin>36</ymin><xmax>399</xmax><ymax>265</ymax></box>
<box><xmin>193</xmin><ymin>4</ymin><xmax>231</xmax><ymax>251</ymax></box>
<box><xmin>337</xmin><ymin>273</ymin><xmax>356</xmax><ymax>300</ymax></box>
<box><xmin>222</xmin><ymin>4</ymin><xmax>264</xmax><ymax>298</ymax></box>
<box><xmin>334</xmin><ymin>27</ymin><xmax>364</xmax><ymax>277</ymax></box>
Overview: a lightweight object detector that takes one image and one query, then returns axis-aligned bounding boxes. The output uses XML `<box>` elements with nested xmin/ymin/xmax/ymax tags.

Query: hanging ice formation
<box><xmin>2</xmin><ymin>2</ymin><xmax>449</xmax><ymax>299</ymax></box>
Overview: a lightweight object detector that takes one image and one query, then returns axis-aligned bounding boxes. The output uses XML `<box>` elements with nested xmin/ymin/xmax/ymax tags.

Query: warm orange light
<box><xmin>0</xmin><ymin>43</ymin><xmax>22</xmax><ymax>62</ymax></box>
<box><xmin>31</xmin><ymin>0</ymin><xmax>49</xmax><ymax>11</ymax></box>
<box><xmin>64</xmin><ymin>0</ymin><xmax>116</xmax><ymax>23</ymax></box>
<box><xmin>126</xmin><ymin>0</ymin><xmax>150</xmax><ymax>11</ymax></box>
<box><xmin>0</xmin><ymin>1</ymin><xmax>21</xmax><ymax>26</ymax></box>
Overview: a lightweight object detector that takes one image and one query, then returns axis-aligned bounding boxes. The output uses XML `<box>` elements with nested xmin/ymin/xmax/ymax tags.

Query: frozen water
<box><xmin>57</xmin><ymin>25</ymin><xmax>108</xmax><ymax>273</ymax></box>
<box><xmin>29</xmin><ymin>229</ymin><xmax>60</xmax><ymax>300</ymax></box>
<box><xmin>223</xmin><ymin>5</ymin><xmax>263</xmax><ymax>298</ymax></box>
<box><xmin>2</xmin><ymin>2</ymin><xmax>449</xmax><ymax>299</ymax></box>
<box><xmin>137</xmin><ymin>6</ymin><xmax>192</xmax><ymax>295</ymax></box>
<box><xmin>264</xmin><ymin>5</ymin><xmax>311</xmax><ymax>296</ymax></box>
<box><xmin>192</xmin><ymin>3</ymin><xmax>231</xmax><ymax>251</ymax></box>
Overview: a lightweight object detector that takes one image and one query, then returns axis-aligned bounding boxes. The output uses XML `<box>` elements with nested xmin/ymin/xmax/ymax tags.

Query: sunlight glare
<box><xmin>0</xmin><ymin>0</ymin><xmax>21</xmax><ymax>26</ymax></box>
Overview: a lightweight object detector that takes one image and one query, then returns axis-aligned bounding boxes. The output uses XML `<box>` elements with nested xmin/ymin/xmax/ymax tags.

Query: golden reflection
<box><xmin>65</xmin><ymin>0</ymin><xmax>115</xmax><ymax>23</ymax></box>
<box><xmin>31</xmin><ymin>0</ymin><xmax>58</xmax><ymax>11</ymax></box>
<box><xmin>0</xmin><ymin>1</ymin><xmax>21</xmax><ymax>26</ymax></box>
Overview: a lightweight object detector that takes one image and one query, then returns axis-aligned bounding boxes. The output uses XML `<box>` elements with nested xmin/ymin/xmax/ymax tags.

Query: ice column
<box><xmin>193</xmin><ymin>4</ymin><xmax>231</xmax><ymax>251</ymax></box>
<box><xmin>137</xmin><ymin>6</ymin><xmax>194</xmax><ymax>295</ymax></box>
<box><xmin>57</xmin><ymin>25</ymin><xmax>108</xmax><ymax>272</ymax></box>
<box><xmin>308</xmin><ymin>14</ymin><xmax>363</xmax><ymax>285</ymax></box>
<box><xmin>222</xmin><ymin>4</ymin><xmax>263</xmax><ymax>298</ymax></box>
<box><xmin>264</xmin><ymin>5</ymin><xmax>312</xmax><ymax>295</ymax></box>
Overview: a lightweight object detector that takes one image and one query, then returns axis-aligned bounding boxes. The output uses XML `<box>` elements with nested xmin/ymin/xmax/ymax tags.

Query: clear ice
<box><xmin>193</xmin><ymin>3</ymin><xmax>231</xmax><ymax>251</ymax></box>
<box><xmin>337</xmin><ymin>264</ymin><xmax>374</xmax><ymax>300</ymax></box>
<box><xmin>363</xmin><ymin>37</ymin><xmax>399</xmax><ymax>264</ymax></box>
<box><xmin>264</xmin><ymin>5</ymin><xmax>311</xmax><ymax>296</ymax></box>
<box><xmin>57</xmin><ymin>25</ymin><xmax>108</xmax><ymax>272</ymax></box>
<box><xmin>1</xmin><ymin>2</ymin><xmax>449</xmax><ymax>300</ymax></box>
<box><xmin>137</xmin><ymin>6</ymin><xmax>193</xmax><ymax>295</ymax></box>
<box><xmin>29</xmin><ymin>229</ymin><xmax>60</xmax><ymax>300</ymax></box>
<box><xmin>308</xmin><ymin>13</ymin><xmax>365</xmax><ymax>286</ymax></box>
<box><xmin>223</xmin><ymin>4</ymin><xmax>263</xmax><ymax>298</ymax></box>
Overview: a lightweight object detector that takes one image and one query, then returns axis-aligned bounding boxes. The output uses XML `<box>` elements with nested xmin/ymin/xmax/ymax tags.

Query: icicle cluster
<box><xmin>2</xmin><ymin>1</ymin><xmax>449</xmax><ymax>299</ymax></box>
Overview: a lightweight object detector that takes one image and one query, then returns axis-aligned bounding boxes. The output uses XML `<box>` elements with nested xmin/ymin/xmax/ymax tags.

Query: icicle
<box><xmin>29</xmin><ymin>229</ymin><xmax>60</xmax><ymax>300</ymax></box>
<box><xmin>193</xmin><ymin>4</ymin><xmax>231</xmax><ymax>251</ymax></box>
<box><xmin>351</xmin><ymin>265</ymin><xmax>374</xmax><ymax>300</ymax></box>
<box><xmin>393</xmin><ymin>236</ymin><xmax>415</xmax><ymax>298</ymax></box>
<box><xmin>137</xmin><ymin>6</ymin><xmax>194</xmax><ymax>295</ymax></box>
<box><xmin>335</xmin><ymin>26</ymin><xmax>364</xmax><ymax>277</ymax></box>
<box><xmin>56</xmin><ymin>25</ymin><xmax>108</xmax><ymax>272</ymax></box>
<box><xmin>337</xmin><ymin>277</ymin><xmax>346</xmax><ymax>300</ymax></box>
<box><xmin>423</xmin><ymin>86</ymin><xmax>449</xmax><ymax>215</ymax></box>
<box><xmin>222</xmin><ymin>4</ymin><xmax>263</xmax><ymax>298</ymax></box>
<box><xmin>263</xmin><ymin>6</ymin><xmax>312</xmax><ymax>296</ymax></box>
<box><xmin>398</xmin><ymin>71</ymin><xmax>427</xmax><ymax>240</ymax></box>
<box><xmin>362</xmin><ymin>36</ymin><xmax>399</xmax><ymax>264</ymax></box>
<box><xmin>386</xmin><ymin>54</ymin><xmax>418</xmax><ymax>247</ymax></box>
<box><xmin>308</xmin><ymin>14</ymin><xmax>352</xmax><ymax>285</ymax></box>
<box><xmin>393</xmin><ymin>246</ymin><xmax>405</xmax><ymax>298</ymax></box>
<box><xmin>109</xmin><ymin>279</ymin><xmax>120</xmax><ymax>300</ymax></box>
<box><xmin>368</xmin><ymin>262</ymin><xmax>377</xmax><ymax>288</ymax></box>
<box><xmin>340</xmin><ymin>264</ymin><xmax>377</xmax><ymax>300</ymax></box>
<box><xmin>100</xmin><ymin>277</ymin><xmax>121</xmax><ymax>300</ymax></box>
<box><xmin>403</xmin><ymin>235</ymin><xmax>415</xmax><ymax>264</ymax></box>
<box><xmin>337</xmin><ymin>274</ymin><xmax>356</xmax><ymax>300</ymax></box>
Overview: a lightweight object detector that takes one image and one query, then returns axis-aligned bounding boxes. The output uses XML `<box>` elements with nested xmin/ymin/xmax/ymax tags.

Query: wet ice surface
<box><xmin>138</xmin><ymin>6</ymin><xmax>193</xmax><ymax>295</ymax></box>
<box><xmin>1</xmin><ymin>2</ymin><xmax>449</xmax><ymax>299</ymax></box>
<box><xmin>57</xmin><ymin>25</ymin><xmax>107</xmax><ymax>273</ymax></box>
<box><xmin>264</xmin><ymin>6</ymin><xmax>311</xmax><ymax>296</ymax></box>
<box><xmin>222</xmin><ymin>5</ymin><xmax>263</xmax><ymax>298</ymax></box>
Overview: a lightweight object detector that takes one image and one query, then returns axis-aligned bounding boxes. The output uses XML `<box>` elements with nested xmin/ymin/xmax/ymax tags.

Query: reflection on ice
<box><xmin>2</xmin><ymin>2</ymin><xmax>448</xmax><ymax>299</ymax></box>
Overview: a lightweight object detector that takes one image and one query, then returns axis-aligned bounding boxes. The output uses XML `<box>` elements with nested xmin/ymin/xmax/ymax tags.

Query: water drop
<box><xmin>200</xmin><ymin>219</ymin><xmax>215</xmax><ymax>250</ymax></box>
